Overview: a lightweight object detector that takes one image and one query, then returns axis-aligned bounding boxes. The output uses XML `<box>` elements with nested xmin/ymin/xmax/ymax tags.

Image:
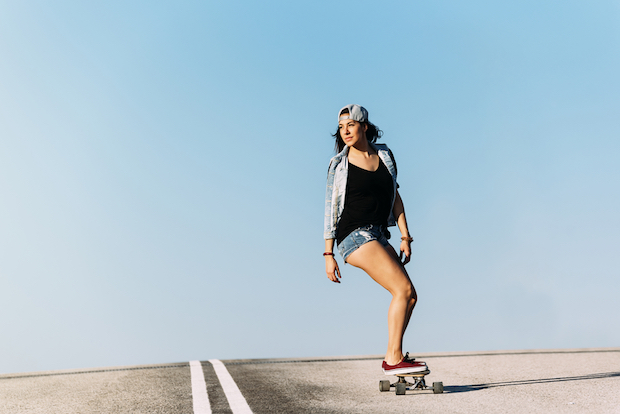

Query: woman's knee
<box><xmin>394</xmin><ymin>282</ymin><xmax>414</xmax><ymax>301</ymax></box>
<box><xmin>402</xmin><ymin>284</ymin><xmax>418</xmax><ymax>308</ymax></box>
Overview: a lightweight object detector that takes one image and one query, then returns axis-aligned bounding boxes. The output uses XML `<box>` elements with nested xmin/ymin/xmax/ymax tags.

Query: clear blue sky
<box><xmin>1</xmin><ymin>0</ymin><xmax>619</xmax><ymax>374</ymax></box>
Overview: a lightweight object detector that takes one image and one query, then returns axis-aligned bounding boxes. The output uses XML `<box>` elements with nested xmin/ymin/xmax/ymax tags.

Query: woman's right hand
<box><xmin>325</xmin><ymin>256</ymin><xmax>341</xmax><ymax>283</ymax></box>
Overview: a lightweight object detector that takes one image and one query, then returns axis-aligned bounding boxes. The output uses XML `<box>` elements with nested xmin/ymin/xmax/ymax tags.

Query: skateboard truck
<box><xmin>379</xmin><ymin>369</ymin><xmax>444</xmax><ymax>395</ymax></box>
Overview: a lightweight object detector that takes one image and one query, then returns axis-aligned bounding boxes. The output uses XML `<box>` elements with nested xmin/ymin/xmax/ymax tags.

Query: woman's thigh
<box><xmin>346</xmin><ymin>240</ymin><xmax>412</xmax><ymax>295</ymax></box>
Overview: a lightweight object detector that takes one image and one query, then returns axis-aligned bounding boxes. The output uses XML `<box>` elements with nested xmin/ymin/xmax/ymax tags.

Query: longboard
<box><xmin>379</xmin><ymin>369</ymin><xmax>444</xmax><ymax>395</ymax></box>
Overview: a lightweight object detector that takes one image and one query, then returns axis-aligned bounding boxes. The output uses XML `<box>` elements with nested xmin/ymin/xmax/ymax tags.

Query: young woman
<box><xmin>323</xmin><ymin>104</ymin><xmax>426</xmax><ymax>375</ymax></box>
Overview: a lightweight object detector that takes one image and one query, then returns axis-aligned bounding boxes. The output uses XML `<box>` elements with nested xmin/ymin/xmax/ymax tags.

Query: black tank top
<box><xmin>336</xmin><ymin>160</ymin><xmax>394</xmax><ymax>245</ymax></box>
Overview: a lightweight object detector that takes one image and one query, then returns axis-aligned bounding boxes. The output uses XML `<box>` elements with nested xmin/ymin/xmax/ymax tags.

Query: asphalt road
<box><xmin>1</xmin><ymin>348</ymin><xmax>619</xmax><ymax>413</ymax></box>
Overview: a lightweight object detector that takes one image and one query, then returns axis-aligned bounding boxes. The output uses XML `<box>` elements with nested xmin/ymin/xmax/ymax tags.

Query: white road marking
<box><xmin>209</xmin><ymin>359</ymin><xmax>253</xmax><ymax>414</ymax></box>
<box><xmin>190</xmin><ymin>361</ymin><xmax>212</xmax><ymax>414</ymax></box>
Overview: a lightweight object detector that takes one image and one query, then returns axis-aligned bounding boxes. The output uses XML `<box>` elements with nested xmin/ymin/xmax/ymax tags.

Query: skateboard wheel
<box><xmin>433</xmin><ymin>382</ymin><xmax>444</xmax><ymax>394</ymax></box>
<box><xmin>395</xmin><ymin>383</ymin><xmax>406</xmax><ymax>395</ymax></box>
<box><xmin>379</xmin><ymin>380</ymin><xmax>390</xmax><ymax>392</ymax></box>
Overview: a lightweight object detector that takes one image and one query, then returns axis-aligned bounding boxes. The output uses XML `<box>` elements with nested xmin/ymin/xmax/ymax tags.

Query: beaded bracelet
<box><xmin>401</xmin><ymin>236</ymin><xmax>414</xmax><ymax>242</ymax></box>
<box><xmin>323</xmin><ymin>252</ymin><xmax>335</xmax><ymax>256</ymax></box>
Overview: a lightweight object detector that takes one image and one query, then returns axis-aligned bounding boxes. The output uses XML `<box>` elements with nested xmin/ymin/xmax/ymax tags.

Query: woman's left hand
<box><xmin>399</xmin><ymin>240</ymin><xmax>411</xmax><ymax>265</ymax></box>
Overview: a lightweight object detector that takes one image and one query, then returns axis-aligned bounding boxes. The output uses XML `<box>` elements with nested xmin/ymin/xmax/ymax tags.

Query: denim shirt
<box><xmin>324</xmin><ymin>142</ymin><xmax>399</xmax><ymax>240</ymax></box>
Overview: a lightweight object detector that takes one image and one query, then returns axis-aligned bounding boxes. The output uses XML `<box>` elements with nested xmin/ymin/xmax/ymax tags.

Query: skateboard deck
<box><xmin>379</xmin><ymin>368</ymin><xmax>443</xmax><ymax>395</ymax></box>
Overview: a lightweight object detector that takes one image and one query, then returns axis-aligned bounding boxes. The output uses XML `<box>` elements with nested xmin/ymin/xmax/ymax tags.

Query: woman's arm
<box><xmin>392</xmin><ymin>189</ymin><xmax>413</xmax><ymax>265</ymax></box>
<box><xmin>325</xmin><ymin>238</ymin><xmax>341</xmax><ymax>283</ymax></box>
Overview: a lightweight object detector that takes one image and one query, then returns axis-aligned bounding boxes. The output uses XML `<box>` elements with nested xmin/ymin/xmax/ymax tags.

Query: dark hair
<box><xmin>332</xmin><ymin>111</ymin><xmax>383</xmax><ymax>153</ymax></box>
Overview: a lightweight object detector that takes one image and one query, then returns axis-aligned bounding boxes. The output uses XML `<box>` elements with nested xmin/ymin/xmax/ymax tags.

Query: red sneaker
<box><xmin>382</xmin><ymin>353</ymin><xmax>427</xmax><ymax>375</ymax></box>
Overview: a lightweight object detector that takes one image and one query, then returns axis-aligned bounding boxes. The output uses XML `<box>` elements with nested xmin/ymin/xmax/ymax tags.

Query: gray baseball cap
<box><xmin>338</xmin><ymin>104</ymin><xmax>368</xmax><ymax>123</ymax></box>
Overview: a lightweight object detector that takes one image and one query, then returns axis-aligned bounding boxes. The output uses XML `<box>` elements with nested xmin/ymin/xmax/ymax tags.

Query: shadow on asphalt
<box><xmin>444</xmin><ymin>371</ymin><xmax>620</xmax><ymax>394</ymax></box>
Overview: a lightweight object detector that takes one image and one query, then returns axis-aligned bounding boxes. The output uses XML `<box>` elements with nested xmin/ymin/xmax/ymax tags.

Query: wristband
<box><xmin>323</xmin><ymin>252</ymin><xmax>334</xmax><ymax>256</ymax></box>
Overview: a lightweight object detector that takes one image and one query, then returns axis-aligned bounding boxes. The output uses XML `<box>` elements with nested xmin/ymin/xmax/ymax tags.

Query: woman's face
<box><xmin>338</xmin><ymin>119</ymin><xmax>368</xmax><ymax>148</ymax></box>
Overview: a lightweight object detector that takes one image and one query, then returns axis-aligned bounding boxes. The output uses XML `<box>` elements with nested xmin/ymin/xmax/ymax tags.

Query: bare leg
<box><xmin>385</xmin><ymin>244</ymin><xmax>417</xmax><ymax>335</ymax></box>
<box><xmin>346</xmin><ymin>240</ymin><xmax>417</xmax><ymax>365</ymax></box>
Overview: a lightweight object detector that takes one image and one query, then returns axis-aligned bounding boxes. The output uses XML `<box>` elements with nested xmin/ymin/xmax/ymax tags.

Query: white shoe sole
<box><xmin>383</xmin><ymin>366</ymin><xmax>429</xmax><ymax>376</ymax></box>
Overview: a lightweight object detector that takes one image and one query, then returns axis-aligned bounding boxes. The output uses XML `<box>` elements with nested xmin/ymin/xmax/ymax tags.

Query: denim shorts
<box><xmin>337</xmin><ymin>224</ymin><xmax>390</xmax><ymax>262</ymax></box>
